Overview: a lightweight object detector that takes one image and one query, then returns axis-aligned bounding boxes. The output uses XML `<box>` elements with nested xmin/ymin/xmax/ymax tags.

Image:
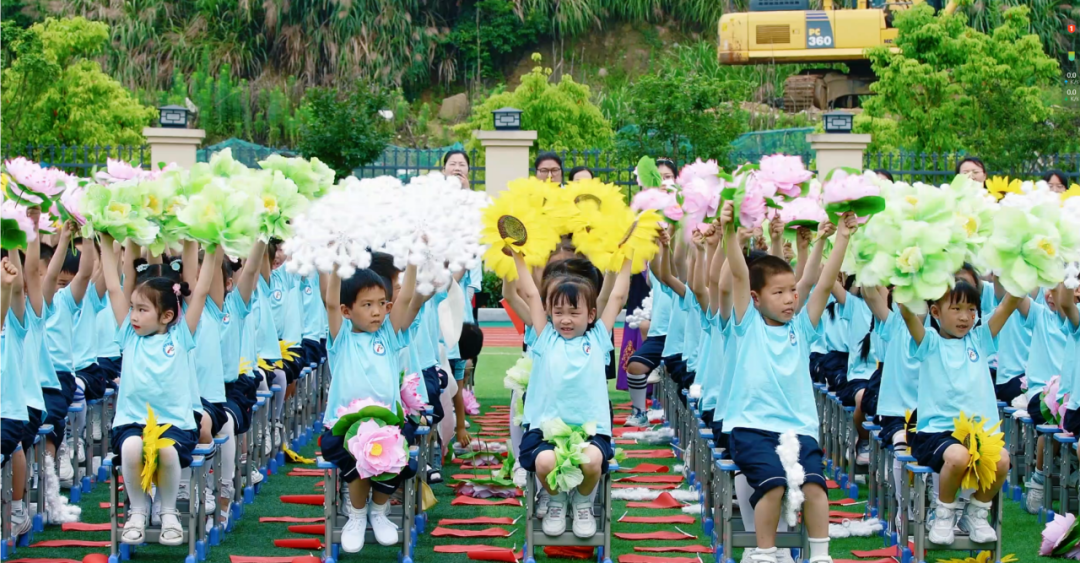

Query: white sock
<box><xmin>12</xmin><ymin>500</ymin><xmax>25</xmax><ymax>512</ymax></box>
<box><xmin>221</xmin><ymin>414</ymin><xmax>237</xmax><ymax>490</ymax></box>
<box><xmin>120</xmin><ymin>437</ymin><xmax>149</xmax><ymax>515</ymax></box>
<box><xmin>734</xmin><ymin>473</ymin><xmax>757</xmax><ymax>532</ymax></box>
<box><xmin>969</xmin><ymin>498</ymin><xmax>992</xmax><ymax>510</ymax></box>
<box><xmin>576</xmin><ymin>484</ymin><xmax>598</xmax><ymax>504</ymax></box>
<box><xmin>156</xmin><ymin>447</ymin><xmax>182</xmax><ymax>513</ymax></box>
<box><xmin>627</xmin><ymin>373</ymin><xmax>648</xmax><ymax>413</ymax></box>
<box><xmin>808</xmin><ymin>537</ymin><xmax>830</xmax><ymax>559</ymax></box>
<box><xmin>272</xmin><ymin>370</ymin><xmax>287</xmax><ymax>422</ymax></box>
<box><xmin>893</xmin><ymin>457</ymin><xmax>904</xmax><ymax>505</ymax></box>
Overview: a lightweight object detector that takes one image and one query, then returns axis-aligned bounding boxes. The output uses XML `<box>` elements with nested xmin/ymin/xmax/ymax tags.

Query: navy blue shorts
<box><xmin>700</xmin><ymin>409</ymin><xmax>729</xmax><ymax>454</ymax></box>
<box><xmin>97</xmin><ymin>357</ymin><xmax>122</xmax><ymax>382</ymax></box>
<box><xmin>57</xmin><ymin>371</ymin><xmax>76</xmax><ymax>404</ymax></box>
<box><xmin>421</xmin><ymin>366</ymin><xmax>447</xmax><ymax>425</ymax></box>
<box><xmin>911</xmin><ymin>431</ymin><xmax>962</xmax><ymax>473</ymax></box>
<box><xmin>75</xmin><ymin>364</ymin><xmax>107</xmax><ymax>402</ymax></box>
<box><xmin>197</xmin><ymin>399</ymin><xmax>228</xmax><ymax>436</ymax></box>
<box><xmin>627</xmin><ymin>335</ymin><xmax>667</xmax><ymax>371</ymax></box>
<box><xmin>860</xmin><ymin>366</ymin><xmax>882</xmax><ymax>417</ymax></box>
<box><xmin>663</xmin><ymin>355</ymin><xmax>689</xmax><ymax>388</ymax></box>
<box><xmin>2</xmin><ymin>419</ymin><xmax>27</xmax><ymax>459</ymax></box>
<box><xmin>995</xmin><ymin>375</ymin><xmax>1024</xmax><ymax>404</ymax></box>
<box><xmin>729</xmin><ymin>428</ymin><xmax>827</xmax><ymax>508</ymax></box>
<box><xmin>111</xmin><ymin>423</ymin><xmax>199</xmax><ymax>469</ymax></box>
<box><xmin>318</xmin><ymin>427</ymin><xmax>417</xmax><ymax>491</ymax></box>
<box><xmin>518</xmin><ymin>428</ymin><xmax>614</xmax><ymax>475</ymax></box>
<box><xmin>42</xmin><ymin>387</ymin><xmax>69</xmax><ymax>445</ymax></box>
<box><xmin>810</xmin><ymin>351</ymin><xmax>848</xmax><ymax>390</ymax></box>
<box><xmin>281</xmin><ymin>350</ymin><xmax>303</xmax><ymax>384</ymax></box>
<box><xmin>300</xmin><ymin>339</ymin><xmax>322</xmax><ymax>370</ymax></box>
<box><xmin>224</xmin><ymin>373</ymin><xmax>262</xmax><ymax>435</ymax></box>
<box><xmin>1066</xmin><ymin>408</ymin><xmax>1080</xmax><ymax>437</ymax></box>
<box><xmin>836</xmin><ymin>376</ymin><xmax>870</xmax><ymax>409</ymax></box>
<box><xmin>876</xmin><ymin>415</ymin><xmax>907</xmax><ymax>446</ymax></box>
<box><xmin>21</xmin><ymin>408</ymin><xmax>44</xmax><ymax>453</ymax></box>
<box><xmin>1027</xmin><ymin>394</ymin><xmax>1047</xmax><ymax>426</ymax></box>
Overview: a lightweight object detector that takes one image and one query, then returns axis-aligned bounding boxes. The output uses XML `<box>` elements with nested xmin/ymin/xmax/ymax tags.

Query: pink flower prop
<box><xmin>779</xmin><ymin>196</ymin><xmax>827</xmax><ymax>227</ymax></box>
<box><xmin>4</xmin><ymin>158</ymin><xmax>65</xmax><ymax>204</ymax></box>
<box><xmin>1</xmin><ymin>200</ymin><xmax>37</xmax><ymax>243</ymax></box>
<box><xmin>679</xmin><ymin>177</ymin><xmax>722</xmax><ymax>237</ymax></box>
<box><xmin>1041</xmin><ymin>512</ymin><xmax>1077</xmax><ymax>556</ymax></box>
<box><xmin>400</xmin><ymin>373</ymin><xmax>427</xmax><ymax>416</ymax></box>
<box><xmin>95</xmin><ymin>158</ymin><xmax>148</xmax><ymax>184</ymax></box>
<box><xmin>462</xmin><ymin>454</ymin><xmax>499</xmax><ymax>467</ymax></box>
<box><xmin>1045</xmin><ymin>375</ymin><xmax>1068</xmax><ymax>424</ymax></box>
<box><xmin>59</xmin><ymin>180</ymin><xmax>86</xmax><ymax>225</ymax></box>
<box><xmin>676</xmin><ymin>159</ymin><xmax>722</xmax><ymax>202</ymax></box>
<box><xmin>663</xmin><ymin>204</ymin><xmax>684</xmax><ymax>221</ymax></box>
<box><xmin>458</xmin><ymin>483</ymin><xmax>519</xmax><ymax>499</ymax></box>
<box><xmin>37</xmin><ymin>213</ymin><xmax>57</xmax><ymax>234</ymax></box>
<box><xmin>346</xmin><ymin>419</ymin><xmax>408</xmax><ymax>480</ymax></box>
<box><xmin>463</xmin><ymin>388</ymin><xmax>480</xmax><ymax>416</ymax></box>
<box><xmin>335</xmin><ymin>397</ymin><xmax>391</xmax><ymax>419</ymax></box>
<box><xmin>822</xmin><ymin>169</ymin><xmax>880</xmax><ymax>205</ymax></box>
<box><xmin>632</xmin><ymin>188</ymin><xmax>678</xmax><ymax>215</ymax></box>
<box><xmin>758</xmin><ymin>154</ymin><xmax>813</xmax><ymax>199</ymax></box>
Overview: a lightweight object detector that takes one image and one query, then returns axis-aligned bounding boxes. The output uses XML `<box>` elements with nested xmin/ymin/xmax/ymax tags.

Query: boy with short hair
<box><xmin>720</xmin><ymin>201</ymin><xmax>857</xmax><ymax>563</ymax></box>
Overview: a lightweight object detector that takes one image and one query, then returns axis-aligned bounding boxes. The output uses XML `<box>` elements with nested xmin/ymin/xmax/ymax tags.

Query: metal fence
<box><xmin>864</xmin><ymin>151</ymin><xmax>1080</xmax><ymax>184</ymax></box>
<box><xmin>353</xmin><ymin>147</ymin><xmax>486</xmax><ymax>189</ymax></box>
<box><xmin>1</xmin><ymin>144</ymin><xmax>151</xmax><ymax>173</ymax></box>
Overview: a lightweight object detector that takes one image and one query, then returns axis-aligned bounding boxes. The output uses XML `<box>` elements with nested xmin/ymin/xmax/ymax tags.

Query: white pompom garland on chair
<box><xmin>776</xmin><ymin>430</ymin><xmax>806</xmax><ymax>527</ymax></box>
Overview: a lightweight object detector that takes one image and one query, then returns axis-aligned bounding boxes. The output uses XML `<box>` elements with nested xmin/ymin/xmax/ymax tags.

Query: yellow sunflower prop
<box><xmin>481</xmin><ymin>179</ymin><xmax>560</xmax><ymax>281</ymax></box>
<box><xmin>257</xmin><ymin>357</ymin><xmax>284</xmax><ymax>372</ymax></box>
<box><xmin>1065</xmin><ymin>183</ymin><xmax>1080</xmax><ymax>201</ymax></box>
<box><xmin>936</xmin><ymin>552</ymin><xmax>1016</xmax><ymax>563</ymax></box>
<box><xmin>283</xmin><ymin>446</ymin><xmax>315</xmax><ymax>464</ymax></box>
<box><xmin>985</xmin><ymin>176</ymin><xmax>1022</xmax><ymax>201</ymax></box>
<box><xmin>141</xmin><ymin>405</ymin><xmax>177</xmax><ymax>493</ymax></box>
<box><xmin>951</xmin><ymin>411</ymin><xmax>1005</xmax><ymax>492</ymax></box>
<box><xmin>554</xmin><ymin>178</ymin><xmax>628</xmax><ymax>235</ymax></box>
<box><xmin>238</xmin><ymin>357</ymin><xmax>253</xmax><ymax>376</ymax></box>
<box><xmin>574</xmin><ymin>208</ymin><xmax>663</xmax><ymax>273</ymax></box>
<box><xmin>279</xmin><ymin>341</ymin><xmax>301</xmax><ymax>363</ymax></box>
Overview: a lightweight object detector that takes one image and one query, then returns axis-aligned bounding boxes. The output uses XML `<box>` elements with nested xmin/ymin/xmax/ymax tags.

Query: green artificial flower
<box><xmin>253</xmin><ymin>170</ymin><xmax>309</xmax><ymax>240</ymax></box>
<box><xmin>540</xmin><ymin>417</ymin><xmax>599</xmax><ymax>493</ymax></box>
<box><xmin>80</xmin><ymin>180</ymin><xmax>160</xmax><ymax>244</ymax></box>
<box><xmin>176</xmin><ymin>177</ymin><xmax>260</xmax><ymax>258</ymax></box>
<box><xmin>503</xmin><ymin>354</ymin><xmax>532</xmax><ymax>394</ymax></box>
<box><xmin>258</xmin><ymin>154</ymin><xmax>336</xmax><ymax>200</ymax></box>
<box><xmin>981</xmin><ymin>204</ymin><xmax>1068</xmax><ymax>297</ymax></box>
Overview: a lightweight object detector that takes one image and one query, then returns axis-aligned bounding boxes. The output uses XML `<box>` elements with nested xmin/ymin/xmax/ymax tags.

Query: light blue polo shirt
<box><xmin>521</xmin><ymin>323</ymin><xmax>614</xmax><ymax>437</ymax></box>
<box><xmin>1</xmin><ymin>313</ymin><xmax>30</xmax><ymax>422</ymax></box>
<box><xmin>113</xmin><ymin>315</ymin><xmax>198</xmax><ymax>430</ymax></box>
<box><xmin>697</xmin><ymin>311</ymin><xmax>727</xmax><ymax>411</ymax></box>
<box><xmin>646</xmin><ymin>271</ymin><xmax>672</xmax><ymax>337</ymax></box>
<box><xmin>71</xmin><ymin>283</ymin><xmax>105</xmax><ymax>371</ymax></box>
<box><xmin>96</xmin><ymin>292</ymin><xmax>121</xmax><ymax>359</ymax></box>
<box><xmin>1023</xmin><ymin>300</ymin><xmax>1069</xmax><ymax>397</ymax></box>
<box><xmin>323</xmin><ymin>317</ymin><xmax>409</xmax><ymax>428</ymax></box>
<box><xmin>874</xmin><ymin>307</ymin><xmax>921</xmax><ymax>418</ymax></box>
<box><xmin>255</xmin><ymin>278</ymin><xmax>282</xmax><ymax>362</ymax></box>
<box><xmin>1063</xmin><ymin>319</ymin><xmax>1080</xmax><ymax>410</ymax></box>
<box><xmin>414</xmin><ymin>292</ymin><xmax>448</xmax><ymax>371</ymax></box>
<box><xmin>214</xmin><ymin>291</ymin><xmax>252</xmax><ymax>383</ymax></box>
<box><xmin>682</xmin><ymin>292</ymin><xmax>704</xmax><ymax>374</ymax></box>
<box><xmin>912</xmin><ymin>324</ymin><xmax>999</xmax><ymax>434</ymax></box>
<box><xmin>300</xmin><ymin>274</ymin><xmax>325</xmax><ymax>342</ymax></box>
<box><xmin>661</xmin><ymin>287</ymin><xmax>687</xmax><ymax>358</ymax></box>
<box><xmin>25</xmin><ymin>299</ymin><xmax>61</xmax><ymax>391</ymax></box>
<box><xmin>724</xmin><ymin>306</ymin><xmax>822</xmax><ymax>438</ymax></box>
<box><xmin>191</xmin><ymin>305</ymin><xmax>227</xmax><ymax>403</ymax></box>
<box><xmin>843</xmin><ymin>296</ymin><xmax>879</xmax><ymax>381</ymax></box>
<box><xmin>45</xmin><ymin>287</ymin><xmax>77</xmax><ymax>373</ymax></box>
<box><xmin>996</xmin><ymin>310</ymin><xmax>1033</xmax><ymax>384</ymax></box>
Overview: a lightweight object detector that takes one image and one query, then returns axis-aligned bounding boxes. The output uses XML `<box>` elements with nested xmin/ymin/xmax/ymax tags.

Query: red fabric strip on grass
<box><xmin>279</xmin><ymin>494</ymin><xmax>324</xmax><ymax>505</ymax></box>
<box><xmin>616</xmin><ymin>475</ymin><xmax>684</xmax><ymax>484</ymax></box>
<box><xmin>624</xmin><ymin>450</ymin><xmax>675</xmax><ymax>459</ymax></box>
<box><xmin>614</xmin><ymin>531</ymin><xmax>696</xmax><ymax>541</ymax></box>
<box><xmin>625</xmin><ymin>492</ymin><xmax>685</xmax><ymax>509</ymax></box>
<box><xmin>619</xmin><ymin>555</ymin><xmax>700</xmax><ymax>563</ymax></box>
<box><xmin>619</xmin><ymin>515</ymin><xmax>695</xmax><ymax>524</ymax></box>
<box><xmin>229</xmin><ymin>557</ymin><xmax>298</xmax><ymax>563</ymax></box>
<box><xmin>259</xmin><ymin>516</ymin><xmax>325</xmax><ymax>523</ymax></box>
<box><xmin>438</xmin><ymin>517</ymin><xmax>517</xmax><ymax>526</ymax></box>
<box><xmin>633</xmin><ymin>546</ymin><xmax>713</xmax><ymax>553</ymax></box>
<box><xmin>617</xmin><ymin>463</ymin><xmax>670</xmax><ymax>474</ymax></box>
<box><xmin>430</xmin><ymin>526</ymin><xmax>512</xmax><ymax>538</ymax></box>
<box><xmin>61</xmin><ymin>522</ymin><xmax>110</xmax><ymax>532</ymax></box>
<box><xmin>451</xmin><ymin>496</ymin><xmax>521</xmax><ymax>506</ymax></box>
<box><xmin>30</xmin><ymin>540</ymin><xmax>110</xmax><ymax>548</ymax></box>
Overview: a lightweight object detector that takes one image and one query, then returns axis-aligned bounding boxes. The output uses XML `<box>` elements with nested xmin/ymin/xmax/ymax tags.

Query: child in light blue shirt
<box><xmin>902</xmin><ymin>277</ymin><xmax>1021</xmax><ymax>547</ymax></box>
<box><xmin>1</xmin><ymin>255</ymin><xmax>33</xmax><ymax>537</ymax></box>
<box><xmin>320</xmin><ymin>262</ymin><xmax>429</xmax><ymax>554</ymax></box>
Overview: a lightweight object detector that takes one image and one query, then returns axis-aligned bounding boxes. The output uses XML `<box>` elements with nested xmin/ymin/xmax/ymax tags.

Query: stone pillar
<box><xmin>474</xmin><ymin>130</ymin><xmax>538</xmax><ymax>197</ymax></box>
<box><xmin>806</xmin><ymin>133</ymin><xmax>872</xmax><ymax>175</ymax></box>
<box><xmin>141</xmin><ymin>127</ymin><xmax>206</xmax><ymax>169</ymax></box>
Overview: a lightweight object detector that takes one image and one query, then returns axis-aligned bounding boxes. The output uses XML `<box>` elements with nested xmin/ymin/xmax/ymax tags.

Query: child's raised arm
<box><xmin>236</xmin><ymin>240</ymin><xmax>267</xmax><ymax>306</ymax></box>
<box><xmin>721</xmin><ymin>201</ymin><xmax>751</xmax><ymax>323</ymax></box>
<box><xmin>796</xmin><ymin>221</ymin><xmax>834</xmax><ymax>310</ymax></box>
<box><xmin>793</xmin><ymin>226</ymin><xmax>811</xmax><ymax>282</ymax></box>
<box><xmin>182</xmin><ymin>240</ymin><xmax>199</xmax><ymax>301</ymax></box>
<box><xmin>659</xmin><ymin>233</ymin><xmax>687</xmax><ymax>298</ymax></box>
<box><xmin>688</xmin><ymin>229</ymin><xmax>710</xmax><ymax>311</ymax></box>
<box><xmin>185</xmin><ymin>246</ymin><xmax>223</xmax><ymax>336</ymax></box>
<box><xmin>24</xmin><ymin>208</ymin><xmax>44</xmax><ymax>316</ymax></box>
<box><xmin>898</xmin><ymin>302</ymin><xmax>926</xmax><ymax>346</ymax></box>
<box><xmin>806</xmin><ymin>212</ymin><xmax>856</xmax><ymax>328</ymax></box>
<box><xmin>9</xmin><ymin>250</ymin><xmax>26</xmax><ymax>323</ymax></box>
<box><xmin>705</xmin><ymin>224</ymin><xmax>726</xmax><ymax>315</ymax></box>
<box><xmin>768</xmin><ymin>216</ymin><xmax>785</xmax><ymax>259</ymax></box>
<box><xmin>1</xmin><ymin>257</ymin><xmax>16</xmax><ymax>325</ymax></box>
<box><xmin>68</xmin><ymin>237</ymin><xmax>96</xmax><ymax>306</ymax></box>
<box><xmin>325</xmin><ymin>272</ymin><xmax>343</xmax><ymax>339</ymax></box>
<box><xmin>501</xmin><ymin>277</ymin><xmax>532</xmax><ymax>327</ymax></box>
<box><xmin>862</xmin><ymin>285</ymin><xmax>891</xmax><ymax>323</ymax></box>
<box><xmin>1057</xmin><ymin>283</ymin><xmax>1078</xmax><ymax>329</ymax></box>
<box><xmin>42</xmin><ymin>221</ymin><xmax>73</xmax><ymax>306</ymax></box>
<box><xmin>391</xmin><ymin>264</ymin><xmax>424</xmax><ymax>333</ymax></box>
<box><xmin>98</xmin><ymin>234</ymin><xmax>128</xmax><ymax>325</ymax></box>
<box><xmin>597</xmin><ymin>271</ymin><xmax>615</xmax><ymax>318</ymax></box>
<box><xmin>601</xmin><ymin>260</ymin><xmax>632</xmax><ymax>333</ymax></box>
<box><xmin>988</xmin><ymin>293</ymin><xmax>1022</xmax><ymax>339</ymax></box>
<box><xmin>512</xmin><ymin>252</ymin><xmax>547</xmax><ymax>331</ymax></box>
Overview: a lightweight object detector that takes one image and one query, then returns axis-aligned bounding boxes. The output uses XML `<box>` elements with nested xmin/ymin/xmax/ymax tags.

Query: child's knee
<box><xmin>997</xmin><ymin>450</ymin><xmax>1011</xmax><ymax>473</ymax></box>
<box><xmin>534</xmin><ymin>450</ymin><xmax>557</xmax><ymax>473</ymax></box>
<box><xmin>942</xmin><ymin>444</ymin><xmax>971</xmax><ymax>468</ymax></box>
<box><xmin>583</xmin><ymin>445</ymin><xmax>604</xmax><ymax>474</ymax></box>
<box><xmin>802</xmin><ymin>482</ymin><xmax>827</xmax><ymax>501</ymax></box>
<box><xmin>158</xmin><ymin>445</ymin><xmax>180</xmax><ymax>465</ymax></box>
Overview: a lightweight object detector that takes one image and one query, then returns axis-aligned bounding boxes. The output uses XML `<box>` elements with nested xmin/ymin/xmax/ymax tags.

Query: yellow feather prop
<box><xmin>951</xmin><ymin>411</ymin><xmax>1005</xmax><ymax>492</ymax></box>
<box><xmin>279</xmin><ymin>341</ymin><xmax>301</xmax><ymax>363</ymax></box>
<box><xmin>141</xmin><ymin>405</ymin><xmax>176</xmax><ymax>493</ymax></box>
<box><xmin>257</xmin><ymin>357</ymin><xmax>284</xmax><ymax>372</ymax></box>
<box><xmin>238</xmin><ymin>357</ymin><xmax>252</xmax><ymax>376</ymax></box>
<box><xmin>283</xmin><ymin>446</ymin><xmax>315</xmax><ymax>464</ymax></box>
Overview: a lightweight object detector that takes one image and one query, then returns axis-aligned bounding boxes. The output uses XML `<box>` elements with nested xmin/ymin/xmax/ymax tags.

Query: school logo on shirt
<box><xmin>163</xmin><ymin>342</ymin><xmax>176</xmax><ymax>358</ymax></box>
<box><xmin>788</xmin><ymin>328</ymin><xmax>798</xmax><ymax>346</ymax></box>
<box><xmin>582</xmin><ymin>343</ymin><xmax>591</xmax><ymax>355</ymax></box>
<box><xmin>272</xmin><ymin>290</ymin><xmax>283</xmax><ymax>301</ymax></box>
<box><xmin>222</xmin><ymin>314</ymin><xmax>231</xmax><ymax>326</ymax></box>
<box><xmin>304</xmin><ymin>285</ymin><xmax>313</xmax><ymax>295</ymax></box>
<box><xmin>968</xmin><ymin>347</ymin><xmax>979</xmax><ymax>362</ymax></box>
<box><xmin>373</xmin><ymin>341</ymin><xmax>386</xmax><ymax>356</ymax></box>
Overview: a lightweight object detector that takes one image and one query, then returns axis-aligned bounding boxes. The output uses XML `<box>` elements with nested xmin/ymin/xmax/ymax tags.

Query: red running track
<box><xmin>480</xmin><ymin>326</ymin><xmax>626</xmax><ymax>348</ymax></box>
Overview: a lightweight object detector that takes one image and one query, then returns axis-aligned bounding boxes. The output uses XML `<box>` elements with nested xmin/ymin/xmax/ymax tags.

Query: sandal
<box><xmin>427</xmin><ymin>468</ymin><xmax>443</xmax><ymax>485</ymax></box>
<box><xmin>159</xmin><ymin>510</ymin><xmax>184</xmax><ymax>546</ymax></box>
<box><xmin>121</xmin><ymin>511</ymin><xmax>147</xmax><ymax>545</ymax></box>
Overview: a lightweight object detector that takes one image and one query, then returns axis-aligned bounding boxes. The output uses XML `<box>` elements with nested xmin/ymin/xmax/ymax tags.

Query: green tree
<box><xmin>1</xmin><ymin>17</ymin><xmax>159</xmax><ymax>147</ymax></box>
<box><xmin>618</xmin><ymin>71</ymin><xmax>750</xmax><ymax>166</ymax></box>
<box><xmin>864</xmin><ymin>5</ymin><xmax>1060</xmax><ymax>169</ymax></box>
<box><xmin>297</xmin><ymin>82</ymin><xmax>393</xmax><ymax>178</ymax></box>
<box><xmin>457</xmin><ymin>54</ymin><xmax>613</xmax><ymax>156</ymax></box>
<box><xmin>442</xmin><ymin>0</ymin><xmax>550</xmax><ymax>82</ymax></box>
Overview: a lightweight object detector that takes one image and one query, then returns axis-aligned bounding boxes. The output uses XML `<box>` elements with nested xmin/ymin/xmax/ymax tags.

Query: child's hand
<box><xmin>719</xmin><ymin>201</ymin><xmax>735</xmax><ymax>229</ymax></box>
<box><xmin>657</xmin><ymin>226</ymin><xmax>671</xmax><ymax>247</ymax></box>
<box><xmin>26</xmin><ymin>206</ymin><xmax>41</xmax><ymax>223</ymax></box>
<box><xmin>817</xmin><ymin>220</ymin><xmax>836</xmax><ymax>239</ymax></box>
<box><xmin>456</xmin><ymin>427</ymin><xmax>472</xmax><ymax>448</ymax></box>
<box><xmin>691</xmin><ymin>228</ymin><xmax>706</xmax><ymax>250</ymax></box>
<box><xmin>769</xmin><ymin>216</ymin><xmax>784</xmax><ymax>241</ymax></box>
<box><xmin>837</xmin><ymin>212</ymin><xmax>859</xmax><ymax>238</ymax></box>
<box><xmin>796</xmin><ymin>227</ymin><xmax>812</xmax><ymax>249</ymax></box>
<box><xmin>61</xmin><ymin>220</ymin><xmax>75</xmax><ymax>238</ymax></box>
<box><xmin>0</xmin><ymin>258</ymin><xmax>15</xmax><ymax>285</ymax></box>
<box><xmin>737</xmin><ymin>227</ymin><xmax>753</xmax><ymax>247</ymax></box>
<box><xmin>703</xmin><ymin>223</ymin><xmax>721</xmax><ymax>246</ymax></box>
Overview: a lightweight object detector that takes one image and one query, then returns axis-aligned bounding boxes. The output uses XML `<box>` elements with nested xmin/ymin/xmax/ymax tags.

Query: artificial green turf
<box><xmin>11</xmin><ymin>347</ymin><xmax>1059</xmax><ymax>562</ymax></box>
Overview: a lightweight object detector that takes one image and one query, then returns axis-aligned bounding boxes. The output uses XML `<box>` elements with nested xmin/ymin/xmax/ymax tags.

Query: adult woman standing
<box><xmin>443</xmin><ymin>150</ymin><xmax>471</xmax><ymax>190</ymax></box>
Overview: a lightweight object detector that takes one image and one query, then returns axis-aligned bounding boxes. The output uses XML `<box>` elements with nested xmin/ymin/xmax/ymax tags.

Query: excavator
<box><xmin>718</xmin><ymin>0</ymin><xmax>958</xmax><ymax>111</ymax></box>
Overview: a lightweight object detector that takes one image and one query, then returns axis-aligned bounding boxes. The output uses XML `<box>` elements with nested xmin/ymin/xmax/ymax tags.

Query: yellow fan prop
<box><xmin>936</xmin><ymin>552</ymin><xmax>1016</xmax><ymax>563</ymax></box>
<box><xmin>951</xmin><ymin>411</ymin><xmax>1005</xmax><ymax>492</ymax></box>
<box><xmin>141</xmin><ymin>405</ymin><xmax>176</xmax><ymax>493</ymax></box>
<box><xmin>481</xmin><ymin>178</ymin><xmax>561</xmax><ymax>281</ymax></box>
<box><xmin>574</xmin><ymin>208</ymin><xmax>663</xmax><ymax>273</ymax></box>
<box><xmin>985</xmin><ymin>176</ymin><xmax>1021</xmax><ymax>201</ymax></box>
<box><xmin>279</xmin><ymin>341</ymin><xmax>301</xmax><ymax>363</ymax></box>
<box><xmin>283</xmin><ymin>446</ymin><xmax>315</xmax><ymax>464</ymax></box>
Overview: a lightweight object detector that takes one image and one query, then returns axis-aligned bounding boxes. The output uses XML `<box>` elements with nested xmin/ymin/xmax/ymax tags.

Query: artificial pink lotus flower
<box><xmin>346</xmin><ymin>419</ymin><xmax>408</xmax><ymax>480</ymax></box>
<box><xmin>1</xmin><ymin>200</ymin><xmax>38</xmax><ymax>243</ymax></box>
<box><xmin>1044</xmin><ymin>375</ymin><xmax>1067</xmax><ymax>425</ymax></box>
<box><xmin>334</xmin><ymin>397</ymin><xmax>391</xmax><ymax>419</ymax></box>
<box><xmin>36</xmin><ymin>213</ymin><xmax>57</xmax><ymax>234</ymax></box>
<box><xmin>680</xmin><ymin>176</ymin><xmax>722</xmax><ymax>237</ymax></box>
<box><xmin>676</xmin><ymin>159</ymin><xmax>721</xmax><ymax>195</ymax></box>
<box><xmin>822</xmin><ymin>170</ymin><xmax>880</xmax><ymax>205</ymax></box>
<box><xmin>59</xmin><ymin>181</ymin><xmax>86</xmax><ymax>226</ymax></box>
<box><xmin>400</xmin><ymin>373</ymin><xmax>427</xmax><ymax>416</ymax></box>
<box><xmin>95</xmin><ymin>158</ymin><xmax>148</xmax><ymax>184</ymax></box>
<box><xmin>632</xmin><ymin>188</ymin><xmax>677</xmax><ymax>212</ymax></box>
<box><xmin>457</xmin><ymin>483</ymin><xmax>520</xmax><ymax>499</ymax></box>
<box><xmin>462</xmin><ymin>388</ymin><xmax>480</xmax><ymax>416</ymax></box>
<box><xmin>758</xmin><ymin>154</ymin><xmax>813</xmax><ymax>199</ymax></box>
<box><xmin>779</xmin><ymin>196</ymin><xmax>827</xmax><ymax>227</ymax></box>
<box><xmin>4</xmin><ymin>158</ymin><xmax>65</xmax><ymax>204</ymax></box>
<box><xmin>1040</xmin><ymin>512</ymin><xmax>1080</xmax><ymax>558</ymax></box>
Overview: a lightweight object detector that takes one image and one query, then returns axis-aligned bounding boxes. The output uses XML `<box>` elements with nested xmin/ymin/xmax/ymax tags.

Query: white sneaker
<box><xmin>536</xmin><ymin>489</ymin><xmax>551</xmax><ymax>518</ymax></box>
<box><xmin>10</xmin><ymin>506</ymin><xmax>31</xmax><ymax>537</ymax></box>
<box><xmin>624</xmin><ymin>408</ymin><xmax>649</xmax><ymax>428</ymax></box>
<box><xmin>927</xmin><ymin>502</ymin><xmax>956</xmax><ymax>545</ymax></box>
<box><xmin>542</xmin><ymin>492</ymin><xmax>568</xmax><ymax>536</ymax></box>
<box><xmin>957</xmin><ymin>501</ymin><xmax>997</xmax><ymax>543</ymax></box>
<box><xmin>273</xmin><ymin>423</ymin><xmax>283</xmax><ymax>449</ymax></box>
<box><xmin>777</xmin><ymin>550</ymin><xmax>798</xmax><ymax>563</ymax></box>
<box><xmin>92</xmin><ymin>417</ymin><xmax>103</xmax><ymax>441</ymax></box>
<box><xmin>856</xmin><ymin>442</ymin><xmax>870</xmax><ymax>465</ymax></box>
<box><xmin>571</xmin><ymin>493</ymin><xmax>596</xmax><ymax>538</ymax></box>
<box><xmin>58</xmin><ymin>443</ymin><xmax>74</xmax><ymax>484</ymax></box>
<box><xmin>177</xmin><ymin>481</ymin><xmax>190</xmax><ymax>502</ymax></box>
<box><xmin>1025</xmin><ymin>479</ymin><xmax>1045</xmax><ymax>515</ymax></box>
<box><xmin>512</xmin><ymin>463</ymin><xmax>527</xmax><ymax>488</ymax></box>
<box><xmin>204</xmin><ymin>487</ymin><xmax>217</xmax><ymax>514</ymax></box>
<box><xmin>76</xmin><ymin>438</ymin><xmax>86</xmax><ymax>463</ymax></box>
<box><xmin>741</xmin><ymin>548</ymin><xmax>779</xmax><ymax>563</ymax></box>
<box><xmin>646</xmin><ymin>369</ymin><xmax>662</xmax><ymax>384</ymax></box>
<box><xmin>340</xmin><ymin>505</ymin><xmax>367</xmax><ymax>553</ymax></box>
<box><xmin>262</xmin><ymin>427</ymin><xmax>272</xmax><ymax>456</ymax></box>
<box><xmin>369</xmin><ymin>502</ymin><xmax>398</xmax><ymax>546</ymax></box>
<box><xmin>250</xmin><ymin>469</ymin><xmax>264</xmax><ymax>485</ymax></box>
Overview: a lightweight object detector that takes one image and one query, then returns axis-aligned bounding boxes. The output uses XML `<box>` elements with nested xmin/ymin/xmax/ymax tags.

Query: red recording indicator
<box><xmin>1070</xmin><ymin>23</ymin><xmax>1076</xmax><ymax>33</ymax></box>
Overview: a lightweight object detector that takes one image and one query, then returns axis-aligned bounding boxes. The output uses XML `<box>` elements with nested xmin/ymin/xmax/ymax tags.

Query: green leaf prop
<box><xmin>635</xmin><ymin>157</ymin><xmax>663</xmax><ymax>189</ymax></box>
<box><xmin>331</xmin><ymin>405</ymin><xmax>402</xmax><ymax>437</ymax></box>
<box><xmin>540</xmin><ymin>418</ymin><xmax>599</xmax><ymax>493</ymax></box>
<box><xmin>821</xmin><ymin>168</ymin><xmax>886</xmax><ymax>224</ymax></box>
<box><xmin>1</xmin><ymin>218</ymin><xmax>28</xmax><ymax>250</ymax></box>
